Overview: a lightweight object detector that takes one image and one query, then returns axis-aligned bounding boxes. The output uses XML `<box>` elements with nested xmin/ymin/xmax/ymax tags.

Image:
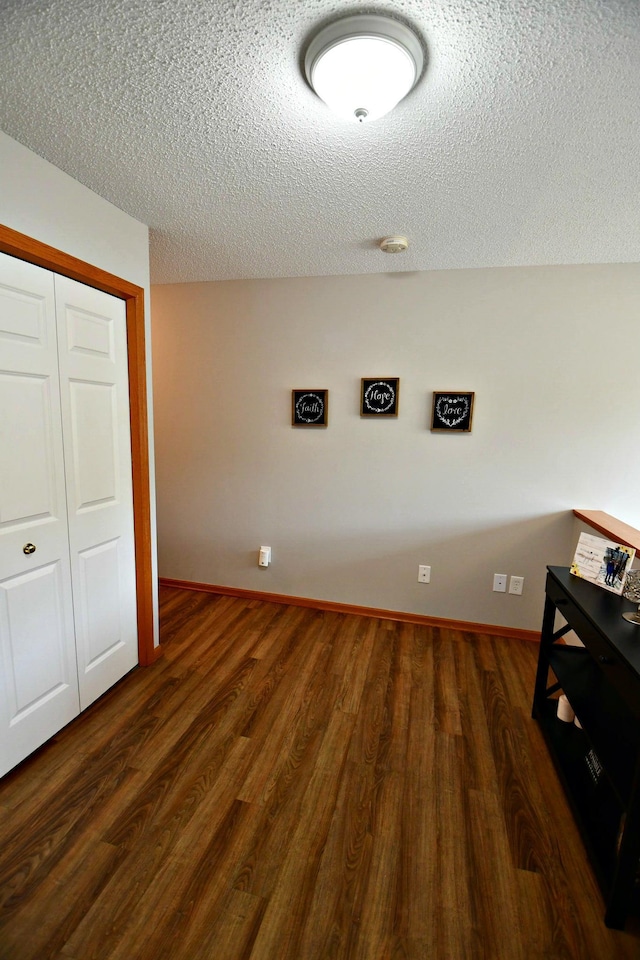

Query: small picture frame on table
<box><xmin>431</xmin><ymin>391</ymin><xmax>474</xmax><ymax>432</ymax></box>
<box><xmin>292</xmin><ymin>389</ymin><xmax>328</xmax><ymax>427</ymax></box>
<box><xmin>360</xmin><ymin>378</ymin><xmax>400</xmax><ymax>417</ymax></box>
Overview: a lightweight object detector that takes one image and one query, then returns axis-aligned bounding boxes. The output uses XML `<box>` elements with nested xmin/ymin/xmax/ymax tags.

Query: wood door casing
<box><xmin>0</xmin><ymin>222</ymin><xmax>158</xmax><ymax>667</ymax></box>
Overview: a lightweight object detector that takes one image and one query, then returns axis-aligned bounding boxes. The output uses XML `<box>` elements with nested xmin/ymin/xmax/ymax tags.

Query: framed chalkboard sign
<box><xmin>431</xmin><ymin>391</ymin><xmax>474</xmax><ymax>432</ymax></box>
<box><xmin>292</xmin><ymin>389</ymin><xmax>328</xmax><ymax>427</ymax></box>
<box><xmin>360</xmin><ymin>378</ymin><xmax>399</xmax><ymax>417</ymax></box>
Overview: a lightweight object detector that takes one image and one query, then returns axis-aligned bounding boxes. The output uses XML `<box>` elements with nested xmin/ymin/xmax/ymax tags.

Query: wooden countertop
<box><xmin>574</xmin><ymin>510</ymin><xmax>640</xmax><ymax>553</ymax></box>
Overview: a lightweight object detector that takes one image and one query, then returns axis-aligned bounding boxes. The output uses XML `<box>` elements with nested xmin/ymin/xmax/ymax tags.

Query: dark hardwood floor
<box><xmin>1</xmin><ymin>586</ymin><xmax>639</xmax><ymax>959</ymax></box>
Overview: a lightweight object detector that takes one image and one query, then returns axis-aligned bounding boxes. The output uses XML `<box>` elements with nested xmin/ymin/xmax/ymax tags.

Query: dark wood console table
<box><xmin>533</xmin><ymin>566</ymin><xmax>640</xmax><ymax>928</ymax></box>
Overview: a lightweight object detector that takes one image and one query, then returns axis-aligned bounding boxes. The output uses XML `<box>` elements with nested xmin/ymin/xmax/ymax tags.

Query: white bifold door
<box><xmin>0</xmin><ymin>251</ymin><xmax>138</xmax><ymax>778</ymax></box>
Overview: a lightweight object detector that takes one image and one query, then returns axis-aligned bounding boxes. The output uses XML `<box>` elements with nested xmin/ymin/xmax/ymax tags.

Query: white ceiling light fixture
<box><xmin>304</xmin><ymin>15</ymin><xmax>424</xmax><ymax>123</ymax></box>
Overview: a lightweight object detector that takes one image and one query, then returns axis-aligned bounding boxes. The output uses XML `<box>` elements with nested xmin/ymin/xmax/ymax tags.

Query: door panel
<box><xmin>0</xmin><ymin>373</ymin><xmax>58</xmax><ymax>526</ymax></box>
<box><xmin>66</xmin><ymin>305</ymin><xmax>114</xmax><ymax>359</ymax></box>
<box><xmin>0</xmin><ymin>253</ymin><xmax>80</xmax><ymax>778</ymax></box>
<box><xmin>0</xmin><ymin>561</ymin><xmax>75</xmax><ymax>719</ymax></box>
<box><xmin>68</xmin><ymin>380</ymin><xmax>118</xmax><ymax>509</ymax></box>
<box><xmin>55</xmin><ymin>275</ymin><xmax>137</xmax><ymax>710</ymax></box>
<box><xmin>0</xmin><ymin>279</ymin><xmax>48</xmax><ymax>343</ymax></box>
<box><xmin>77</xmin><ymin>538</ymin><xmax>126</xmax><ymax>669</ymax></box>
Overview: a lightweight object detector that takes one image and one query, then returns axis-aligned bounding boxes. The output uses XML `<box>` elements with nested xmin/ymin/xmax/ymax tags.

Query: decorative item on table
<box><xmin>292</xmin><ymin>389</ymin><xmax>328</xmax><ymax>427</ymax></box>
<box><xmin>430</xmin><ymin>391</ymin><xmax>474</xmax><ymax>432</ymax></box>
<box><xmin>622</xmin><ymin>569</ymin><xmax>640</xmax><ymax>624</ymax></box>
<box><xmin>622</xmin><ymin>604</ymin><xmax>640</xmax><ymax>625</ymax></box>
<box><xmin>622</xmin><ymin>569</ymin><xmax>640</xmax><ymax>602</ymax></box>
<box><xmin>360</xmin><ymin>378</ymin><xmax>399</xmax><ymax>417</ymax></box>
<box><xmin>570</xmin><ymin>532</ymin><xmax>635</xmax><ymax>597</ymax></box>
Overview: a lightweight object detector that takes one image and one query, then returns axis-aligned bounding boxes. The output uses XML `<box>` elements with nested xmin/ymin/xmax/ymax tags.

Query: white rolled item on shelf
<box><xmin>557</xmin><ymin>694</ymin><xmax>575</xmax><ymax>723</ymax></box>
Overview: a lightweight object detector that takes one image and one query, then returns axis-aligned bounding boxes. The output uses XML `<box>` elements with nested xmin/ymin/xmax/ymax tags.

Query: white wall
<box><xmin>0</xmin><ymin>130</ymin><xmax>159</xmax><ymax>644</ymax></box>
<box><xmin>151</xmin><ymin>263</ymin><xmax>640</xmax><ymax>632</ymax></box>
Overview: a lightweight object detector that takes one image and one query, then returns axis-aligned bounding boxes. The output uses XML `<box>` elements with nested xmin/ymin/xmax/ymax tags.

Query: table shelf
<box><xmin>535</xmin><ymin>698</ymin><xmax>623</xmax><ymax>890</ymax></box>
<box><xmin>533</xmin><ymin>566</ymin><xmax>640</xmax><ymax>929</ymax></box>
<box><xmin>546</xmin><ymin>645</ymin><xmax>639</xmax><ymax>806</ymax></box>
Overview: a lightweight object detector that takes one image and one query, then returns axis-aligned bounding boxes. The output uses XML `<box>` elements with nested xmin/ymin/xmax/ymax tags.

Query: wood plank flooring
<box><xmin>1</xmin><ymin>586</ymin><xmax>640</xmax><ymax>959</ymax></box>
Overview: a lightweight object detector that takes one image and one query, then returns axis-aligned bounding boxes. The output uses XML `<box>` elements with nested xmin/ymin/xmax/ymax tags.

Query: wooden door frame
<box><xmin>0</xmin><ymin>222</ymin><xmax>159</xmax><ymax>666</ymax></box>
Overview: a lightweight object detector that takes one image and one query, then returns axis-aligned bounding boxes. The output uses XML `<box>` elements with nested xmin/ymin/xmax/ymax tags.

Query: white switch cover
<box><xmin>493</xmin><ymin>573</ymin><xmax>507</xmax><ymax>592</ymax></box>
<box><xmin>418</xmin><ymin>565</ymin><xmax>431</xmax><ymax>583</ymax></box>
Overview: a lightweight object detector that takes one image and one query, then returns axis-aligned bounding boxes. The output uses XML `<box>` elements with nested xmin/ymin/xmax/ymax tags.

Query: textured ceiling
<box><xmin>0</xmin><ymin>0</ymin><xmax>639</xmax><ymax>284</ymax></box>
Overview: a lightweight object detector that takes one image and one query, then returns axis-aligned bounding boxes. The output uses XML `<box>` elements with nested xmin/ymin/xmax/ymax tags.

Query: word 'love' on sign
<box><xmin>431</xmin><ymin>392</ymin><xmax>474</xmax><ymax>432</ymax></box>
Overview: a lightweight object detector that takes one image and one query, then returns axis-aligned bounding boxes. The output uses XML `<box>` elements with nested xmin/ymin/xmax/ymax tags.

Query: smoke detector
<box><xmin>379</xmin><ymin>236</ymin><xmax>409</xmax><ymax>254</ymax></box>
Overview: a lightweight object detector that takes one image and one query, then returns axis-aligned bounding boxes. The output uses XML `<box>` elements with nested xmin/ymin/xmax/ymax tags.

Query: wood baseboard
<box><xmin>158</xmin><ymin>577</ymin><xmax>540</xmax><ymax>643</ymax></box>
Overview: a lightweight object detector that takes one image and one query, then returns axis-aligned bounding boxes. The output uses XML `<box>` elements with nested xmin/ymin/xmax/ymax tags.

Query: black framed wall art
<box><xmin>431</xmin><ymin>391</ymin><xmax>474</xmax><ymax>432</ymax></box>
<box><xmin>292</xmin><ymin>389</ymin><xmax>328</xmax><ymax>427</ymax></box>
<box><xmin>360</xmin><ymin>378</ymin><xmax>399</xmax><ymax>417</ymax></box>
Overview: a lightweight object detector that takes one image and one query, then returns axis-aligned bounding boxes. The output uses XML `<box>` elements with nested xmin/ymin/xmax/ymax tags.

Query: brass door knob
<box><xmin>23</xmin><ymin>543</ymin><xmax>36</xmax><ymax>555</ymax></box>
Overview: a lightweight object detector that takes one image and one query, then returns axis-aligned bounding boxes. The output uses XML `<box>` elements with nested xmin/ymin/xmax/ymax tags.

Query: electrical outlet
<box><xmin>258</xmin><ymin>546</ymin><xmax>271</xmax><ymax>567</ymax></box>
<box><xmin>493</xmin><ymin>573</ymin><xmax>507</xmax><ymax>593</ymax></box>
<box><xmin>509</xmin><ymin>576</ymin><xmax>524</xmax><ymax>595</ymax></box>
<box><xmin>418</xmin><ymin>565</ymin><xmax>431</xmax><ymax>583</ymax></box>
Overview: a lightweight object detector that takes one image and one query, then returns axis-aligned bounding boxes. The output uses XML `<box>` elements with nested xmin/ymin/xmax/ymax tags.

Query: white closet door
<box><xmin>55</xmin><ymin>275</ymin><xmax>138</xmax><ymax>710</ymax></box>
<box><xmin>0</xmin><ymin>253</ymin><xmax>80</xmax><ymax>778</ymax></box>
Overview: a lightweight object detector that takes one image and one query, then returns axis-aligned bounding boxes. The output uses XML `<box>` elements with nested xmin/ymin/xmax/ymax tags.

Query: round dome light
<box><xmin>304</xmin><ymin>15</ymin><xmax>424</xmax><ymax>123</ymax></box>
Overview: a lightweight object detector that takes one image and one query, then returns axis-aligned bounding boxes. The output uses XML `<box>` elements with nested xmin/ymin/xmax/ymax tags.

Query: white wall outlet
<box><xmin>509</xmin><ymin>575</ymin><xmax>524</xmax><ymax>595</ymax></box>
<box><xmin>418</xmin><ymin>565</ymin><xmax>431</xmax><ymax>583</ymax></box>
<box><xmin>258</xmin><ymin>546</ymin><xmax>271</xmax><ymax>567</ymax></box>
<box><xmin>493</xmin><ymin>573</ymin><xmax>507</xmax><ymax>592</ymax></box>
